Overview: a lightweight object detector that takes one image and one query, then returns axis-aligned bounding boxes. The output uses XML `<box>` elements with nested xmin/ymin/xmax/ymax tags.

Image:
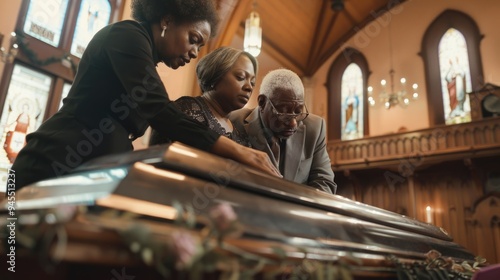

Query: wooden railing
<box><xmin>327</xmin><ymin>116</ymin><xmax>500</xmax><ymax>171</ymax></box>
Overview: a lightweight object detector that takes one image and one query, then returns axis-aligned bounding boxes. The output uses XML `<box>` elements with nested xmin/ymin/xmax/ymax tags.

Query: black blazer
<box><xmin>11</xmin><ymin>20</ymin><xmax>218</xmax><ymax>188</ymax></box>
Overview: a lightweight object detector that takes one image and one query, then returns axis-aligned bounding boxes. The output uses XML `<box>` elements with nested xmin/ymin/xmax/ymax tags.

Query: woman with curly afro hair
<box><xmin>11</xmin><ymin>0</ymin><xmax>280</xmax><ymax>190</ymax></box>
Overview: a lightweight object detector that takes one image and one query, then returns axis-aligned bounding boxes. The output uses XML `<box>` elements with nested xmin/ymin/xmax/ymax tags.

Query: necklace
<box><xmin>201</xmin><ymin>94</ymin><xmax>228</xmax><ymax>119</ymax></box>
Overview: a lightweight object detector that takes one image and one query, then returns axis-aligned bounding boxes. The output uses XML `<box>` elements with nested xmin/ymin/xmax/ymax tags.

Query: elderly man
<box><xmin>230</xmin><ymin>69</ymin><xmax>337</xmax><ymax>194</ymax></box>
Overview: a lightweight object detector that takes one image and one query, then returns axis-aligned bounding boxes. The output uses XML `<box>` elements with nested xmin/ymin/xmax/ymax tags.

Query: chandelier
<box><xmin>368</xmin><ymin>70</ymin><xmax>419</xmax><ymax>109</ymax></box>
<box><xmin>0</xmin><ymin>32</ymin><xmax>19</xmax><ymax>64</ymax></box>
<box><xmin>367</xmin><ymin>23</ymin><xmax>418</xmax><ymax>109</ymax></box>
<box><xmin>243</xmin><ymin>0</ymin><xmax>262</xmax><ymax>57</ymax></box>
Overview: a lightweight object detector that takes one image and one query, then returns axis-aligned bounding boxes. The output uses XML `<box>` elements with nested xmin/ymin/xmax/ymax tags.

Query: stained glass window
<box><xmin>438</xmin><ymin>28</ymin><xmax>472</xmax><ymax>125</ymax></box>
<box><xmin>23</xmin><ymin>0</ymin><xmax>70</xmax><ymax>47</ymax></box>
<box><xmin>0</xmin><ymin>64</ymin><xmax>52</xmax><ymax>191</ymax></box>
<box><xmin>341</xmin><ymin>63</ymin><xmax>364</xmax><ymax>140</ymax></box>
<box><xmin>70</xmin><ymin>0</ymin><xmax>111</xmax><ymax>58</ymax></box>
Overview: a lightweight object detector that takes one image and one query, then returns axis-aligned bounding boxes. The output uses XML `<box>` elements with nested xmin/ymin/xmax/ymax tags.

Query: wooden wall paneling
<box><xmin>495</xmin><ymin>124</ymin><xmax>500</xmax><ymax>142</ymax></box>
<box><xmin>457</xmin><ymin>175</ymin><xmax>481</xmax><ymax>256</ymax></box>
<box><xmin>470</xmin><ymin>163</ymin><xmax>484</xmax><ymax>195</ymax></box>
<box><xmin>464</xmin><ymin>214</ymin><xmax>479</xmax><ymax>259</ymax></box>
<box><xmin>415</xmin><ymin>179</ymin><xmax>427</xmax><ymax>223</ymax></box>
<box><xmin>446</xmin><ymin>180</ymin><xmax>462</xmax><ymax>245</ymax></box>
<box><xmin>370</xmin><ymin>183</ymin><xmax>379</xmax><ymax>207</ymax></box>
<box><xmin>404</xmin><ymin>176</ymin><xmax>415</xmax><ymax>218</ymax></box>
<box><xmin>363</xmin><ymin>185</ymin><xmax>372</xmax><ymax>206</ymax></box>
<box><xmin>383</xmin><ymin>182</ymin><xmax>392</xmax><ymax>212</ymax></box>
<box><xmin>472</xmin><ymin>223</ymin><xmax>487</xmax><ymax>261</ymax></box>
<box><xmin>441</xmin><ymin>180</ymin><xmax>453</xmax><ymax>242</ymax></box>
<box><xmin>374</xmin><ymin>184</ymin><xmax>384</xmax><ymax>209</ymax></box>
<box><xmin>455</xmin><ymin>178</ymin><xmax>469</xmax><ymax>246</ymax></box>
<box><xmin>470</xmin><ymin>195</ymin><xmax>500</xmax><ymax>264</ymax></box>
<box><xmin>464</xmin><ymin>175</ymin><xmax>481</xmax><ymax>256</ymax></box>
<box><xmin>493</xmin><ymin>223</ymin><xmax>500</xmax><ymax>264</ymax></box>
<box><xmin>433</xmin><ymin>180</ymin><xmax>444</xmax><ymax>228</ymax></box>
<box><xmin>395</xmin><ymin>178</ymin><xmax>409</xmax><ymax>216</ymax></box>
<box><xmin>461</xmin><ymin>178</ymin><xmax>477</xmax><ymax>253</ymax></box>
<box><xmin>484</xmin><ymin>126</ymin><xmax>494</xmax><ymax>143</ymax></box>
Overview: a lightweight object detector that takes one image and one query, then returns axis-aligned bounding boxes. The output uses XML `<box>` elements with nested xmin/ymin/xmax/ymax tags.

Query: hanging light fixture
<box><xmin>0</xmin><ymin>32</ymin><xmax>19</xmax><ymax>64</ymax></box>
<box><xmin>244</xmin><ymin>0</ymin><xmax>262</xmax><ymax>57</ymax></box>
<box><xmin>367</xmin><ymin>21</ymin><xmax>418</xmax><ymax>109</ymax></box>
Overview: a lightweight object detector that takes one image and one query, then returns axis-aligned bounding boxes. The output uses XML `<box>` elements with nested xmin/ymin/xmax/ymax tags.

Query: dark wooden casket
<box><xmin>0</xmin><ymin>143</ymin><xmax>483</xmax><ymax>279</ymax></box>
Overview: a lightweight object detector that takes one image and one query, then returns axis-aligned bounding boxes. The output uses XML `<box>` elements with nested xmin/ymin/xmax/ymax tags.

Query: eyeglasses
<box><xmin>267</xmin><ymin>98</ymin><xmax>309</xmax><ymax>122</ymax></box>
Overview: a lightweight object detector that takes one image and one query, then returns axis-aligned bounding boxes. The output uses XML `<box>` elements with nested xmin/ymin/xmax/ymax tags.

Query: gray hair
<box><xmin>196</xmin><ymin>46</ymin><xmax>258</xmax><ymax>92</ymax></box>
<box><xmin>259</xmin><ymin>68</ymin><xmax>304</xmax><ymax>98</ymax></box>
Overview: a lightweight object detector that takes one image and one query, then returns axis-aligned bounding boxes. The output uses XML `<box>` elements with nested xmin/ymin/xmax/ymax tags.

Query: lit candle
<box><xmin>425</xmin><ymin>206</ymin><xmax>433</xmax><ymax>224</ymax></box>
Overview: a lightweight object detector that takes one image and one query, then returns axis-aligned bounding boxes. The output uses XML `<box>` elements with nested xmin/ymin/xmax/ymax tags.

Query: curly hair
<box><xmin>196</xmin><ymin>46</ymin><xmax>258</xmax><ymax>92</ymax></box>
<box><xmin>131</xmin><ymin>0</ymin><xmax>219</xmax><ymax>37</ymax></box>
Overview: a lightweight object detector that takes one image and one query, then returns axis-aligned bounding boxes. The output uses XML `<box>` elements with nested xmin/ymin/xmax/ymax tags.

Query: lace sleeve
<box><xmin>175</xmin><ymin>97</ymin><xmax>209</xmax><ymax>127</ymax></box>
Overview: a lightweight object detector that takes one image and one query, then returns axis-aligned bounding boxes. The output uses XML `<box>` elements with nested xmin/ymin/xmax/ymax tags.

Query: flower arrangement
<box><xmin>387</xmin><ymin>249</ymin><xmax>486</xmax><ymax>280</ymax></box>
<box><xmin>2</xmin><ymin>201</ymin><xmax>488</xmax><ymax>280</ymax></box>
<box><xmin>118</xmin><ymin>201</ymin><xmax>354</xmax><ymax>279</ymax></box>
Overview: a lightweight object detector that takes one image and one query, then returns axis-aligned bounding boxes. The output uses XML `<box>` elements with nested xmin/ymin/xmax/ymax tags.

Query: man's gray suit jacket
<box><xmin>230</xmin><ymin>107</ymin><xmax>337</xmax><ymax>194</ymax></box>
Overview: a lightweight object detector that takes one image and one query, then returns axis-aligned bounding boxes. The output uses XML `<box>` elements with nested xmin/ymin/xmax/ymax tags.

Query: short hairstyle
<box><xmin>196</xmin><ymin>46</ymin><xmax>258</xmax><ymax>92</ymax></box>
<box><xmin>131</xmin><ymin>0</ymin><xmax>219</xmax><ymax>38</ymax></box>
<box><xmin>259</xmin><ymin>68</ymin><xmax>304</xmax><ymax>99</ymax></box>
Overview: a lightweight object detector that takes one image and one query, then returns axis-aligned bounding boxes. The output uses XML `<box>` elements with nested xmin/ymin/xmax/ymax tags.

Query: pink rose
<box><xmin>170</xmin><ymin>231</ymin><xmax>198</xmax><ymax>269</ymax></box>
<box><xmin>209</xmin><ymin>203</ymin><xmax>237</xmax><ymax>232</ymax></box>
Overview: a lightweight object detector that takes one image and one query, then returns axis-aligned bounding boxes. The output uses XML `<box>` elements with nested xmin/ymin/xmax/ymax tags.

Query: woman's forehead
<box><xmin>182</xmin><ymin>20</ymin><xmax>211</xmax><ymax>38</ymax></box>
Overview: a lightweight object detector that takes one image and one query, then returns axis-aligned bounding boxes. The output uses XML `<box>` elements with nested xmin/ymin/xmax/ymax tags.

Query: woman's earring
<box><xmin>161</xmin><ymin>26</ymin><xmax>167</xmax><ymax>38</ymax></box>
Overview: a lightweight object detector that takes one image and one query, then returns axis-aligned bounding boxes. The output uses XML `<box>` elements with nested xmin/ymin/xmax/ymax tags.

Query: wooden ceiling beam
<box><xmin>307</xmin><ymin>0</ymin><xmax>409</xmax><ymax>75</ymax></box>
<box><xmin>202</xmin><ymin>0</ymin><xmax>251</xmax><ymax>57</ymax></box>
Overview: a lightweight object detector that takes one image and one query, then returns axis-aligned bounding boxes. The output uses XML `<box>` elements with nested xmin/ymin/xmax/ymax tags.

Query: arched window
<box><xmin>327</xmin><ymin>48</ymin><xmax>370</xmax><ymax>140</ymax></box>
<box><xmin>421</xmin><ymin>10</ymin><xmax>483</xmax><ymax>126</ymax></box>
<box><xmin>340</xmin><ymin>63</ymin><xmax>364</xmax><ymax>140</ymax></box>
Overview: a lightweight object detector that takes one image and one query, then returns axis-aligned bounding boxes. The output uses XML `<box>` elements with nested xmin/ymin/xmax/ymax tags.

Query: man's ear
<box><xmin>257</xmin><ymin>95</ymin><xmax>266</xmax><ymax>109</ymax></box>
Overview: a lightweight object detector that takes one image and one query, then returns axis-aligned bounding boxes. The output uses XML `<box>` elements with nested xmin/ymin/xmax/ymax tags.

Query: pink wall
<box><xmin>0</xmin><ymin>1</ymin><xmax>22</xmax><ymax>79</ymax></box>
<box><xmin>311</xmin><ymin>0</ymin><xmax>500</xmax><ymax>137</ymax></box>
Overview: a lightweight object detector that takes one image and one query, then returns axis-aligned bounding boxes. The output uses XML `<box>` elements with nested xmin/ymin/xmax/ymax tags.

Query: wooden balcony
<box><xmin>327</xmin><ymin>116</ymin><xmax>500</xmax><ymax>172</ymax></box>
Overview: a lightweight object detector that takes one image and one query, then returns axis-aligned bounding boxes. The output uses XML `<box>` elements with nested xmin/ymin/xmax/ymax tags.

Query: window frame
<box><xmin>326</xmin><ymin>47</ymin><xmax>370</xmax><ymax>140</ymax></box>
<box><xmin>0</xmin><ymin>0</ymin><xmax>125</xmax><ymax>121</ymax></box>
<box><xmin>421</xmin><ymin>9</ymin><xmax>484</xmax><ymax>126</ymax></box>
